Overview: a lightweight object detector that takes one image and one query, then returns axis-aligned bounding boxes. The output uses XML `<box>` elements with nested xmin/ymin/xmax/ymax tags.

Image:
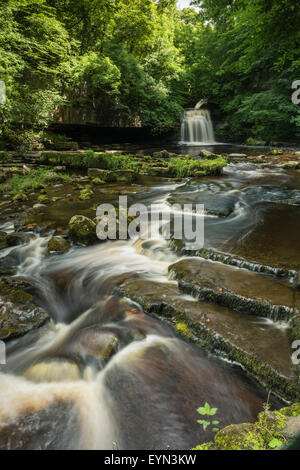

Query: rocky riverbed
<box><xmin>0</xmin><ymin>147</ymin><xmax>300</xmax><ymax>450</ymax></box>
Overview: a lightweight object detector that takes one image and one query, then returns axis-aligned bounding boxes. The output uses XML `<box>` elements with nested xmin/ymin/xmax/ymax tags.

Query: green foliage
<box><xmin>197</xmin><ymin>403</ymin><xmax>220</xmax><ymax>433</ymax></box>
<box><xmin>194</xmin><ymin>403</ymin><xmax>299</xmax><ymax>451</ymax></box>
<box><xmin>1</xmin><ymin>0</ymin><xmax>299</xmax><ymax>146</ymax></box>
<box><xmin>268</xmin><ymin>438</ymin><xmax>284</xmax><ymax>449</ymax></box>
<box><xmin>79</xmin><ymin>184</ymin><xmax>94</xmax><ymax>200</ymax></box>
<box><xmin>167</xmin><ymin>156</ymin><xmax>227</xmax><ymax>177</ymax></box>
<box><xmin>176</xmin><ymin>1</ymin><xmax>300</xmax><ymax>142</ymax></box>
<box><xmin>0</xmin><ymin>168</ymin><xmax>69</xmax><ymax>198</ymax></box>
<box><xmin>82</xmin><ymin>151</ymin><xmax>139</xmax><ymax>171</ymax></box>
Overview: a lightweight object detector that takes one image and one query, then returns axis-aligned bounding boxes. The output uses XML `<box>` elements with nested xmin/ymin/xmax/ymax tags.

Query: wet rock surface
<box><xmin>47</xmin><ymin>236</ymin><xmax>70</xmax><ymax>254</ymax></box>
<box><xmin>0</xmin><ymin>401</ymin><xmax>79</xmax><ymax>450</ymax></box>
<box><xmin>116</xmin><ymin>278</ymin><xmax>297</xmax><ymax>401</ymax></box>
<box><xmin>68</xmin><ymin>215</ymin><xmax>97</xmax><ymax>245</ymax></box>
<box><xmin>1</xmin><ymin>148</ymin><xmax>300</xmax><ymax>449</ymax></box>
<box><xmin>0</xmin><ymin>278</ymin><xmax>49</xmax><ymax>341</ymax></box>
<box><xmin>169</xmin><ymin>258</ymin><xmax>299</xmax><ymax>320</ymax></box>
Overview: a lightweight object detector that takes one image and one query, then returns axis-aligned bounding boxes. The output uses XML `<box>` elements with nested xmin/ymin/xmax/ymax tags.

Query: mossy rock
<box><xmin>214</xmin><ymin>423</ymin><xmax>262</xmax><ymax>450</ymax></box>
<box><xmin>282</xmin><ymin>161</ymin><xmax>300</xmax><ymax>169</ymax></box>
<box><xmin>288</xmin><ymin>314</ymin><xmax>300</xmax><ymax>344</ymax></box>
<box><xmin>68</xmin><ymin>215</ymin><xmax>97</xmax><ymax>245</ymax></box>
<box><xmin>6</xmin><ymin>232</ymin><xmax>34</xmax><ymax>247</ymax></box>
<box><xmin>280</xmin><ymin>403</ymin><xmax>300</xmax><ymax>417</ymax></box>
<box><xmin>87</xmin><ymin>168</ymin><xmax>108</xmax><ymax>179</ymax></box>
<box><xmin>152</xmin><ymin>150</ymin><xmax>178</xmax><ymax>159</ymax></box>
<box><xmin>198</xmin><ymin>150</ymin><xmax>219</xmax><ymax>160</ymax></box>
<box><xmin>113</xmin><ymin>170</ymin><xmax>138</xmax><ymax>183</ymax></box>
<box><xmin>0</xmin><ymin>279</ymin><xmax>34</xmax><ymax>304</ymax></box>
<box><xmin>147</xmin><ymin>167</ymin><xmax>170</xmax><ymax>177</ymax></box>
<box><xmin>48</xmin><ymin>236</ymin><xmax>70</xmax><ymax>254</ymax></box>
<box><xmin>92</xmin><ymin>178</ymin><xmax>105</xmax><ymax>185</ymax></box>
<box><xmin>197</xmin><ymin>404</ymin><xmax>300</xmax><ymax>450</ymax></box>
<box><xmin>0</xmin><ymin>279</ymin><xmax>49</xmax><ymax>341</ymax></box>
<box><xmin>79</xmin><ymin>187</ymin><xmax>94</xmax><ymax>200</ymax></box>
<box><xmin>37</xmin><ymin>194</ymin><xmax>50</xmax><ymax>203</ymax></box>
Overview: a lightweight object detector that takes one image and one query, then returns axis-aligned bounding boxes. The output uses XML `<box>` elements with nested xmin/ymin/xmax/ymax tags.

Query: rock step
<box><xmin>169</xmin><ymin>258</ymin><xmax>299</xmax><ymax>321</ymax></box>
<box><xmin>116</xmin><ymin>279</ymin><xmax>298</xmax><ymax>402</ymax></box>
<box><xmin>168</xmin><ymin>240</ymin><xmax>294</xmax><ymax>278</ymax></box>
<box><xmin>0</xmin><ymin>163</ymin><xmax>35</xmax><ymax>168</ymax></box>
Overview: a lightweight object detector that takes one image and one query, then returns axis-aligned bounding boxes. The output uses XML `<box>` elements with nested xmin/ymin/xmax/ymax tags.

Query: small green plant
<box><xmin>79</xmin><ymin>184</ymin><xmax>94</xmax><ymax>200</ymax></box>
<box><xmin>92</xmin><ymin>177</ymin><xmax>105</xmax><ymax>185</ymax></box>
<box><xmin>197</xmin><ymin>403</ymin><xmax>220</xmax><ymax>433</ymax></box>
<box><xmin>268</xmin><ymin>438</ymin><xmax>284</xmax><ymax>449</ymax></box>
<box><xmin>112</xmin><ymin>441</ymin><xmax>119</xmax><ymax>450</ymax></box>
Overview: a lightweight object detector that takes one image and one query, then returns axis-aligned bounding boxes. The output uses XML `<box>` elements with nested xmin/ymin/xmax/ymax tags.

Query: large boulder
<box><xmin>283</xmin><ymin>161</ymin><xmax>300</xmax><ymax>169</ymax></box>
<box><xmin>43</xmin><ymin>171</ymin><xmax>64</xmax><ymax>183</ymax></box>
<box><xmin>87</xmin><ymin>168</ymin><xmax>108</xmax><ymax>179</ymax></box>
<box><xmin>152</xmin><ymin>150</ymin><xmax>178</xmax><ymax>159</ymax></box>
<box><xmin>228</xmin><ymin>153</ymin><xmax>248</xmax><ymax>159</ymax></box>
<box><xmin>68</xmin><ymin>215</ymin><xmax>97</xmax><ymax>245</ymax></box>
<box><xmin>47</xmin><ymin>236</ymin><xmax>70</xmax><ymax>254</ymax></box>
<box><xmin>0</xmin><ymin>278</ymin><xmax>49</xmax><ymax>341</ymax></box>
<box><xmin>198</xmin><ymin>150</ymin><xmax>219</xmax><ymax>159</ymax></box>
<box><xmin>6</xmin><ymin>232</ymin><xmax>35</xmax><ymax>247</ymax></box>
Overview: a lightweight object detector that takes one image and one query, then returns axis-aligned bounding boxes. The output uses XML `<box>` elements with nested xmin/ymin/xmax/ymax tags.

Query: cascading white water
<box><xmin>180</xmin><ymin>104</ymin><xmax>215</xmax><ymax>145</ymax></box>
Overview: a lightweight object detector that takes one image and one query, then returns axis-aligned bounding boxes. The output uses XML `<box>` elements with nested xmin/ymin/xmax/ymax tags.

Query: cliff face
<box><xmin>57</xmin><ymin>105</ymin><xmax>142</xmax><ymax>128</ymax></box>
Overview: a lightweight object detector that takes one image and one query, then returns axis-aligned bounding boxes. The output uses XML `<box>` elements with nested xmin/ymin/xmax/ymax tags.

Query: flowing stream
<box><xmin>1</xmin><ymin>151</ymin><xmax>299</xmax><ymax>450</ymax></box>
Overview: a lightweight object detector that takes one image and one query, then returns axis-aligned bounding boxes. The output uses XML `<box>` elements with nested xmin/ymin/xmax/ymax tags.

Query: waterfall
<box><xmin>180</xmin><ymin>104</ymin><xmax>215</xmax><ymax>145</ymax></box>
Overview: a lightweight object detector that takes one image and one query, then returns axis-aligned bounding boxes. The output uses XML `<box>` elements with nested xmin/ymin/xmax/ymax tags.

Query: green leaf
<box><xmin>212</xmin><ymin>420</ymin><xmax>220</xmax><ymax>425</ymax></box>
<box><xmin>197</xmin><ymin>406</ymin><xmax>207</xmax><ymax>416</ymax></box>
<box><xmin>197</xmin><ymin>419</ymin><xmax>210</xmax><ymax>431</ymax></box>
<box><xmin>212</xmin><ymin>428</ymin><xmax>219</xmax><ymax>433</ymax></box>
<box><xmin>268</xmin><ymin>438</ymin><xmax>283</xmax><ymax>449</ymax></box>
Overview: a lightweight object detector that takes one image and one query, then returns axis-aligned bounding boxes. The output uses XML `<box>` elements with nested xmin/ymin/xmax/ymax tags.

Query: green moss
<box><xmin>0</xmin><ymin>280</ymin><xmax>33</xmax><ymax>304</ymax></box>
<box><xmin>117</xmin><ymin>282</ymin><xmax>300</xmax><ymax>402</ymax></box>
<box><xmin>37</xmin><ymin>194</ymin><xmax>49</xmax><ymax>203</ymax></box>
<box><xmin>13</xmin><ymin>192</ymin><xmax>28</xmax><ymax>201</ymax></box>
<box><xmin>197</xmin><ymin>404</ymin><xmax>298</xmax><ymax>451</ymax></box>
<box><xmin>280</xmin><ymin>403</ymin><xmax>300</xmax><ymax>417</ymax></box>
<box><xmin>167</xmin><ymin>157</ymin><xmax>227</xmax><ymax>178</ymax></box>
<box><xmin>0</xmin><ymin>168</ymin><xmax>69</xmax><ymax>199</ymax></box>
<box><xmin>175</xmin><ymin>321</ymin><xmax>191</xmax><ymax>338</ymax></box>
<box><xmin>214</xmin><ymin>423</ymin><xmax>263</xmax><ymax>450</ymax></box>
<box><xmin>68</xmin><ymin>215</ymin><xmax>97</xmax><ymax>245</ymax></box>
<box><xmin>79</xmin><ymin>184</ymin><xmax>94</xmax><ymax>200</ymax></box>
<box><xmin>92</xmin><ymin>177</ymin><xmax>105</xmax><ymax>185</ymax></box>
<box><xmin>48</xmin><ymin>236</ymin><xmax>70</xmax><ymax>254</ymax></box>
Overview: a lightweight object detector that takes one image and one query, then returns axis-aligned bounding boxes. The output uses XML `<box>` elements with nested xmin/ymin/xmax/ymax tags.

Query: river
<box><xmin>0</xmin><ymin>143</ymin><xmax>298</xmax><ymax>450</ymax></box>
